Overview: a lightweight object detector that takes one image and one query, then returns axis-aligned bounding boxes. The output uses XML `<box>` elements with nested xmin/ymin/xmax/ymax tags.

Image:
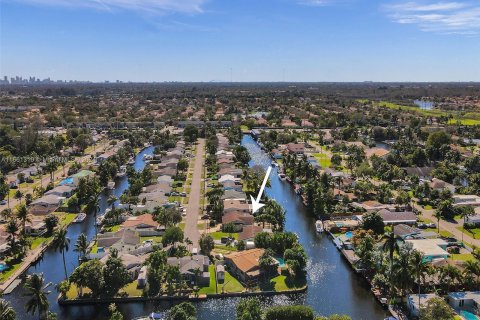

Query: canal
<box><xmin>7</xmin><ymin>137</ymin><xmax>388</xmax><ymax>319</ymax></box>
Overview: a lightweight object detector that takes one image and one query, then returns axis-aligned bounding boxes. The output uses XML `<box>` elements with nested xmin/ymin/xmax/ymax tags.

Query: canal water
<box><xmin>6</xmin><ymin>138</ymin><xmax>388</xmax><ymax>319</ymax></box>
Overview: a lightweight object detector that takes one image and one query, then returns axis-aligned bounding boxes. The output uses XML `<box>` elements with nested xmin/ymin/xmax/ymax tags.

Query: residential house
<box><xmin>393</xmin><ymin>224</ymin><xmax>421</xmax><ymax>239</ymax></box>
<box><xmin>453</xmin><ymin>195</ymin><xmax>480</xmax><ymax>207</ymax></box>
<box><xmin>30</xmin><ymin>194</ymin><xmax>63</xmax><ymax>215</ymax></box>
<box><xmin>405</xmin><ymin>239</ymin><xmax>450</xmax><ymax>262</ymax></box>
<box><xmin>216</xmin><ymin>264</ymin><xmax>225</xmax><ymax>282</ymax></box>
<box><xmin>429</xmin><ymin>178</ymin><xmax>456</xmax><ymax>194</ymax></box>
<box><xmin>407</xmin><ymin>293</ymin><xmax>439</xmax><ymax>318</ymax></box>
<box><xmin>45</xmin><ymin>185</ymin><xmax>76</xmax><ymax>198</ymax></box>
<box><xmin>378</xmin><ymin>209</ymin><xmax>417</xmax><ymax>225</ymax></box>
<box><xmin>286</xmin><ymin>143</ymin><xmax>305</xmax><ymax>155</ymax></box>
<box><xmin>447</xmin><ymin>291</ymin><xmax>480</xmax><ymax>313</ymax></box>
<box><xmin>221</xmin><ymin>190</ymin><xmax>247</xmax><ymax>201</ymax></box>
<box><xmin>122</xmin><ymin>214</ymin><xmax>163</xmax><ymax>236</ymax></box>
<box><xmin>238</xmin><ymin>225</ymin><xmax>264</xmax><ymax>241</ymax></box>
<box><xmin>167</xmin><ymin>255</ymin><xmax>210</xmax><ymax>286</ymax></box>
<box><xmin>403</xmin><ymin>167</ymin><xmax>434</xmax><ymax>180</ymax></box>
<box><xmin>225</xmin><ymin>248</ymin><xmax>265</xmax><ymax>283</ymax></box>
<box><xmin>222</xmin><ymin>212</ymin><xmax>255</xmax><ymax>231</ymax></box>
<box><xmin>96</xmin><ymin>229</ymin><xmax>141</xmax><ymax>253</ymax></box>
<box><xmin>224</xmin><ymin>199</ymin><xmax>250</xmax><ymax>214</ymax></box>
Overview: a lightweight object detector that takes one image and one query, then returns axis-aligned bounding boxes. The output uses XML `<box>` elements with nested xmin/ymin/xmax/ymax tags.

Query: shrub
<box><xmin>264</xmin><ymin>305</ymin><xmax>315</xmax><ymax>320</ymax></box>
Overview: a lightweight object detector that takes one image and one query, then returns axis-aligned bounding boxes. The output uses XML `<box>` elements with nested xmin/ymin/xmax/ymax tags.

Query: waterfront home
<box><xmin>100</xmin><ymin>253</ymin><xmax>145</xmax><ymax>279</ymax></box>
<box><xmin>238</xmin><ymin>225</ymin><xmax>264</xmax><ymax>241</ymax></box>
<box><xmin>225</xmin><ymin>248</ymin><xmax>265</xmax><ymax>283</ymax></box>
<box><xmin>407</xmin><ymin>293</ymin><xmax>439</xmax><ymax>318</ymax></box>
<box><xmin>453</xmin><ymin>195</ymin><xmax>480</xmax><ymax>207</ymax></box>
<box><xmin>71</xmin><ymin>170</ymin><xmax>95</xmax><ymax>186</ymax></box>
<box><xmin>122</xmin><ymin>214</ymin><xmax>163</xmax><ymax>236</ymax></box>
<box><xmin>97</xmin><ymin>229</ymin><xmax>141</xmax><ymax>254</ymax></box>
<box><xmin>405</xmin><ymin>238</ymin><xmax>450</xmax><ymax>262</ymax></box>
<box><xmin>223</xmin><ymin>199</ymin><xmax>251</xmax><ymax>214</ymax></box>
<box><xmin>45</xmin><ymin>184</ymin><xmax>76</xmax><ymax>198</ymax></box>
<box><xmin>218</xmin><ymin>158</ymin><xmax>234</xmax><ymax>165</ymax></box>
<box><xmin>271</xmin><ymin>148</ymin><xmax>283</xmax><ymax>159</ymax></box>
<box><xmin>154</xmin><ymin>167</ymin><xmax>177</xmax><ymax>178</ymax></box>
<box><xmin>403</xmin><ymin>167</ymin><xmax>435</xmax><ymax>180</ymax></box>
<box><xmin>222</xmin><ymin>212</ymin><xmax>255</xmax><ymax>231</ymax></box>
<box><xmin>221</xmin><ymin>181</ymin><xmax>243</xmax><ymax>192</ymax></box>
<box><xmin>167</xmin><ymin>255</ymin><xmax>210</xmax><ymax>286</ymax></box>
<box><xmin>158</xmin><ymin>158</ymin><xmax>179</xmax><ymax>169</ymax></box>
<box><xmin>30</xmin><ymin>194</ymin><xmax>64</xmax><ymax>215</ymax></box>
<box><xmin>24</xmin><ymin>218</ymin><xmax>47</xmax><ymax>236</ymax></box>
<box><xmin>447</xmin><ymin>291</ymin><xmax>480</xmax><ymax>314</ymax></box>
<box><xmin>219</xmin><ymin>174</ymin><xmax>239</xmax><ymax>184</ymax></box>
<box><xmin>286</xmin><ymin>143</ymin><xmax>305</xmax><ymax>155</ymax></box>
<box><xmin>219</xmin><ymin>168</ymin><xmax>243</xmax><ymax>178</ymax></box>
<box><xmin>466</xmin><ymin>209</ymin><xmax>480</xmax><ymax>226</ymax></box>
<box><xmin>221</xmin><ymin>190</ymin><xmax>247</xmax><ymax>201</ymax></box>
<box><xmin>377</xmin><ymin>209</ymin><xmax>417</xmax><ymax>225</ymax></box>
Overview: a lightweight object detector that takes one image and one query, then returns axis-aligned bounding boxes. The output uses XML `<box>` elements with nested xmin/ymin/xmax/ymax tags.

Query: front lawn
<box><xmin>312</xmin><ymin>153</ymin><xmax>331</xmax><ymax>168</ymax></box>
<box><xmin>457</xmin><ymin>226</ymin><xmax>480</xmax><ymax>240</ymax></box>
<box><xmin>209</xmin><ymin>232</ymin><xmax>239</xmax><ymax>240</ymax></box>
<box><xmin>140</xmin><ymin>236</ymin><xmax>163</xmax><ymax>244</ymax></box>
<box><xmin>451</xmin><ymin>254</ymin><xmax>475</xmax><ymax>262</ymax></box>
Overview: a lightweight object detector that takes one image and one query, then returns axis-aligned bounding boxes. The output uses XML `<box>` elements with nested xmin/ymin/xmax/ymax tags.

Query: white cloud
<box><xmin>8</xmin><ymin>0</ymin><xmax>208</xmax><ymax>15</ymax></box>
<box><xmin>385</xmin><ymin>1</ymin><xmax>480</xmax><ymax>34</ymax></box>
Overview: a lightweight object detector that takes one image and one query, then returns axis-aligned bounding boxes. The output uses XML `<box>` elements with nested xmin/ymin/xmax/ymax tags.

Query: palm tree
<box><xmin>16</xmin><ymin>204</ymin><xmax>31</xmax><ymax>236</ymax></box>
<box><xmin>52</xmin><ymin>228</ymin><xmax>70</xmax><ymax>279</ymax></box>
<box><xmin>463</xmin><ymin>260</ymin><xmax>480</xmax><ymax>290</ymax></box>
<box><xmin>6</xmin><ymin>218</ymin><xmax>19</xmax><ymax>253</ymax></box>
<box><xmin>433</xmin><ymin>210</ymin><xmax>442</xmax><ymax>234</ymax></box>
<box><xmin>74</xmin><ymin>233</ymin><xmax>88</xmax><ymax>260</ymax></box>
<box><xmin>107</xmin><ymin>195</ymin><xmax>118</xmax><ymax>211</ymax></box>
<box><xmin>382</xmin><ymin>231</ymin><xmax>400</xmax><ymax>296</ymax></box>
<box><xmin>86</xmin><ymin>193</ymin><xmax>101</xmax><ymax>238</ymax></box>
<box><xmin>458</xmin><ymin>206</ymin><xmax>475</xmax><ymax>243</ymax></box>
<box><xmin>410</xmin><ymin>250</ymin><xmax>427</xmax><ymax>316</ymax></box>
<box><xmin>23</xmin><ymin>273</ymin><xmax>52</xmax><ymax>320</ymax></box>
<box><xmin>0</xmin><ymin>298</ymin><xmax>16</xmax><ymax>320</ymax></box>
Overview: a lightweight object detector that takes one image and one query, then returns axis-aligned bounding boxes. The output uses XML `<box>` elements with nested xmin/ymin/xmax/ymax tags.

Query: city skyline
<box><xmin>1</xmin><ymin>0</ymin><xmax>480</xmax><ymax>82</ymax></box>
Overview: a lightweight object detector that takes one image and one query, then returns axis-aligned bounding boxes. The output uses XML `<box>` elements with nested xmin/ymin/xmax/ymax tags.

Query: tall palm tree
<box><xmin>23</xmin><ymin>273</ymin><xmax>52</xmax><ymax>320</ymax></box>
<box><xmin>107</xmin><ymin>195</ymin><xmax>118</xmax><ymax>211</ymax></box>
<box><xmin>382</xmin><ymin>231</ymin><xmax>400</xmax><ymax>296</ymax></box>
<box><xmin>6</xmin><ymin>218</ymin><xmax>19</xmax><ymax>253</ymax></box>
<box><xmin>16</xmin><ymin>204</ymin><xmax>31</xmax><ymax>236</ymax></box>
<box><xmin>52</xmin><ymin>228</ymin><xmax>70</xmax><ymax>279</ymax></box>
<box><xmin>463</xmin><ymin>260</ymin><xmax>480</xmax><ymax>290</ymax></box>
<box><xmin>74</xmin><ymin>233</ymin><xmax>88</xmax><ymax>261</ymax></box>
<box><xmin>0</xmin><ymin>298</ymin><xmax>16</xmax><ymax>320</ymax></box>
<box><xmin>433</xmin><ymin>210</ymin><xmax>442</xmax><ymax>234</ymax></box>
<box><xmin>86</xmin><ymin>193</ymin><xmax>101</xmax><ymax>238</ymax></box>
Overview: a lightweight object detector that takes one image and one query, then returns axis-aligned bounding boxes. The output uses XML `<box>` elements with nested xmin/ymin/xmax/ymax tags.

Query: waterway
<box><xmin>6</xmin><ymin>138</ymin><xmax>388</xmax><ymax>319</ymax></box>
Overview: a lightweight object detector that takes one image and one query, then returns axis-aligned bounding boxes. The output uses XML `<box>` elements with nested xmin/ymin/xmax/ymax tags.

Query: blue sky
<box><xmin>1</xmin><ymin>0</ymin><xmax>479</xmax><ymax>82</ymax></box>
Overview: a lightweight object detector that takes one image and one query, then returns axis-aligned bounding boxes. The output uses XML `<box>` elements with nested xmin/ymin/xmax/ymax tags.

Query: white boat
<box><xmin>96</xmin><ymin>216</ymin><xmax>104</xmax><ymax>226</ymax></box>
<box><xmin>127</xmin><ymin>157</ymin><xmax>135</xmax><ymax>165</ymax></box>
<box><xmin>72</xmin><ymin>213</ymin><xmax>86</xmax><ymax>223</ymax></box>
<box><xmin>116</xmin><ymin>165</ymin><xmax>127</xmax><ymax>178</ymax></box>
<box><xmin>142</xmin><ymin>154</ymin><xmax>153</xmax><ymax>161</ymax></box>
<box><xmin>278</xmin><ymin>173</ymin><xmax>286</xmax><ymax>181</ymax></box>
<box><xmin>315</xmin><ymin>220</ymin><xmax>324</xmax><ymax>233</ymax></box>
<box><xmin>107</xmin><ymin>181</ymin><xmax>115</xmax><ymax>190</ymax></box>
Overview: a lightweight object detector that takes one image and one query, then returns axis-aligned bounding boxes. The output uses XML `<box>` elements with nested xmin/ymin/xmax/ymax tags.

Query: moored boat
<box><xmin>116</xmin><ymin>165</ymin><xmax>127</xmax><ymax>178</ymax></box>
<box><xmin>107</xmin><ymin>181</ymin><xmax>115</xmax><ymax>189</ymax></box>
<box><xmin>72</xmin><ymin>212</ymin><xmax>86</xmax><ymax>223</ymax></box>
<box><xmin>278</xmin><ymin>173</ymin><xmax>286</xmax><ymax>180</ymax></box>
<box><xmin>315</xmin><ymin>220</ymin><xmax>324</xmax><ymax>233</ymax></box>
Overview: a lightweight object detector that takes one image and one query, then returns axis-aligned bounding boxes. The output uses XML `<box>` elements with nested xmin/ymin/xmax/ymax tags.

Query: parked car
<box><xmin>0</xmin><ymin>200</ymin><xmax>7</xmax><ymax>205</ymax></box>
<box><xmin>215</xmin><ymin>253</ymin><xmax>224</xmax><ymax>260</ymax></box>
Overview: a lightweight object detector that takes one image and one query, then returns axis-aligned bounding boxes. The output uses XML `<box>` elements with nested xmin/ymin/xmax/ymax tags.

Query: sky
<box><xmin>1</xmin><ymin>0</ymin><xmax>480</xmax><ymax>82</ymax></box>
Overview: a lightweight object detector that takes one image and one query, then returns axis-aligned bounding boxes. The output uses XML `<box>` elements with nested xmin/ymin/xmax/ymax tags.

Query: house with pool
<box><xmin>405</xmin><ymin>238</ymin><xmax>450</xmax><ymax>262</ymax></box>
<box><xmin>447</xmin><ymin>291</ymin><xmax>480</xmax><ymax>318</ymax></box>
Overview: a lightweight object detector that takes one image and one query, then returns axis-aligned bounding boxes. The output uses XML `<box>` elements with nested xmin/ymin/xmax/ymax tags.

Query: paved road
<box><xmin>414</xmin><ymin>202</ymin><xmax>480</xmax><ymax>247</ymax></box>
<box><xmin>183</xmin><ymin>139</ymin><xmax>205</xmax><ymax>248</ymax></box>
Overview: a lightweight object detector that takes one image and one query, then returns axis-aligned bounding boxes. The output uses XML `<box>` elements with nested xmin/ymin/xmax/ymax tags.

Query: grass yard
<box><xmin>312</xmin><ymin>153</ymin><xmax>331</xmax><ymax>168</ymax></box>
<box><xmin>140</xmin><ymin>236</ymin><xmax>163</xmax><ymax>244</ymax></box>
<box><xmin>425</xmin><ymin>227</ymin><xmax>454</xmax><ymax>238</ymax></box>
<box><xmin>103</xmin><ymin>224</ymin><xmax>122</xmax><ymax>233</ymax></box>
<box><xmin>456</xmin><ymin>226</ymin><xmax>480</xmax><ymax>240</ymax></box>
<box><xmin>209</xmin><ymin>232</ymin><xmax>239</xmax><ymax>240</ymax></box>
<box><xmin>218</xmin><ymin>271</ymin><xmax>244</xmax><ymax>293</ymax></box>
<box><xmin>215</xmin><ymin>244</ymin><xmax>238</xmax><ymax>252</ymax></box>
<box><xmin>451</xmin><ymin>253</ymin><xmax>475</xmax><ymax>262</ymax></box>
<box><xmin>120</xmin><ymin>281</ymin><xmax>143</xmax><ymax>297</ymax></box>
<box><xmin>199</xmin><ymin>265</ymin><xmax>217</xmax><ymax>294</ymax></box>
<box><xmin>0</xmin><ymin>259</ymin><xmax>23</xmax><ymax>283</ymax></box>
<box><xmin>268</xmin><ymin>274</ymin><xmax>307</xmax><ymax>292</ymax></box>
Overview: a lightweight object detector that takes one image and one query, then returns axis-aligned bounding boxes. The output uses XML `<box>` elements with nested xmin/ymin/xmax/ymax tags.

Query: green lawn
<box><xmin>0</xmin><ymin>259</ymin><xmax>23</xmax><ymax>283</ymax></box>
<box><xmin>140</xmin><ymin>236</ymin><xmax>163</xmax><ymax>244</ymax></box>
<box><xmin>424</xmin><ymin>205</ymin><xmax>433</xmax><ymax>210</ymax></box>
<box><xmin>312</xmin><ymin>153</ymin><xmax>331</xmax><ymax>168</ymax></box>
<box><xmin>218</xmin><ymin>270</ymin><xmax>244</xmax><ymax>293</ymax></box>
<box><xmin>457</xmin><ymin>226</ymin><xmax>480</xmax><ymax>240</ymax></box>
<box><xmin>240</xmin><ymin>125</ymin><xmax>249</xmax><ymax>131</ymax></box>
<box><xmin>215</xmin><ymin>244</ymin><xmax>238</xmax><ymax>252</ymax></box>
<box><xmin>269</xmin><ymin>274</ymin><xmax>307</xmax><ymax>292</ymax></box>
<box><xmin>29</xmin><ymin>236</ymin><xmax>53</xmax><ymax>249</ymax></box>
<box><xmin>425</xmin><ymin>227</ymin><xmax>454</xmax><ymax>238</ymax></box>
<box><xmin>120</xmin><ymin>281</ymin><xmax>143</xmax><ymax>297</ymax></box>
<box><xmin>103</xmin><ymin>224</ymin><xmax>122</xmax><ymax>232</ymax></box>
<box><xmin>451</xmin><ymin>253</ymin><xmax>475</xmax><ymax>262</ymax></box>
<box><xmin>209</xmin><ymin>232</ymin><xmax>239</xmax><ymax>240</ymax></box>
<box><xmin>199</xmin><ymin>265</ymin><xmax>217</xmax><ymax>294</ymax></box>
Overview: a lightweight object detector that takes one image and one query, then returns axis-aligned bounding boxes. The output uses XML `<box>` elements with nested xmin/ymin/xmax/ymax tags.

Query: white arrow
<box><xmin>250</xmin><ymin>166</ymin><xmax>272</xmax><ymax>214</ymax></box>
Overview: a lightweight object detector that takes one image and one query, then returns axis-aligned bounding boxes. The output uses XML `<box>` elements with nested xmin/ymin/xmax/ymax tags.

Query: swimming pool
<box><xmin>276</xmin><ymin>257</ymin><xmax>286</xmax><ymax>268</ymax></box>
<box><xmin>0</xmin><ymin>263</ymin><xmax>8</xmax><ymax>272</ymax></box>
<box><xmin>461</xmin><ymin>310</ymin><xmax>480</xmax><ymax>320</ymax></box>
<box><xmin>345</xmin><ymin>231</ymin><xmax>353</xmax><ymax>239</ymax></box>
<box><xmin>59</xmin><ymin>177</ymin><xmax>74</xmax><ymax>185</ymax></box>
